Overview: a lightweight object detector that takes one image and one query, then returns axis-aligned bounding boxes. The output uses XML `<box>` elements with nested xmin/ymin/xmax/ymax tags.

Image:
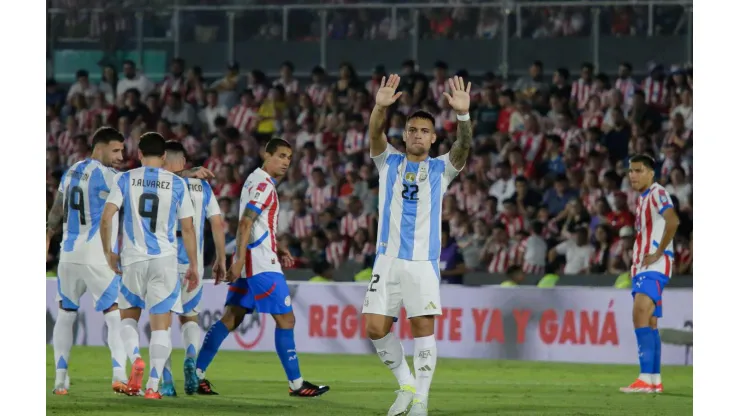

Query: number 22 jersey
<box><xmin>106</xmin><ymin>167</ymin><xmax>194</xmax><ymax>266</ymax></box>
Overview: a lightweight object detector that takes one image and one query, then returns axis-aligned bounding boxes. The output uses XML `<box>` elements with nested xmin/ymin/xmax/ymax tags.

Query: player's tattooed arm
<box><xmin>449</xmin><ymin>118</ymin><xmax>472</xmax><ymax>170</ymax></box>
<box><xmin>443</xmin><ymin>76</ymin><xmax>472</xmax><ymax>171</ymax></box>
<box><xmin>176</xmin><ymin>166</ymin><xmax>216</xmax><ymax>180</ymax></box>
<box><xmin>46</xmin><ymin>191</ymin><xmax>65</xmax><ymax>237</ymax></box>
<box><xmin>229</xmin><ymin>208</ymin><xmax>260</xmax><ymax>281</ymax></box>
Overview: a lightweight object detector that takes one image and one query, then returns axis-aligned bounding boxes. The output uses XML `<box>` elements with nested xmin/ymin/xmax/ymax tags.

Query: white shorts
<box><xmin>119</xmin><ymin>256</ymin><xmax>182</xmax><ymax>315</ymax></box>
<box><xmin>177</xmin><ymin>264</ymin><xmax>204</xmax><ymax>317</ymax></box>
<box><xmin>56</xmin><ymin>262</ymin><xmax>120</xmax><ymax>312</ymax></box>
<box><xmin>361</xmin><ymin>253</ymin><xmax>442</xmax><ymax>318</ymax></box>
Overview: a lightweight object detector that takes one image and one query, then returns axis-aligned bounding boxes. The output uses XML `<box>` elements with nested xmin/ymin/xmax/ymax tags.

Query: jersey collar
<box><xmin>640</xmin><ymin>184</ymin><xmax>654</xmax><ymax>197</ymax></box>
<box><xmin>258</xmin><ymin>167</ymin><xmax>278</xmax><ymax>185</ymax></box>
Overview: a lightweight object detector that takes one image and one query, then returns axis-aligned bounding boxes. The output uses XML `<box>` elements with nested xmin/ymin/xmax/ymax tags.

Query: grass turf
<box><xmin>46</xmin><ymin>345</ymin><xmax>692</xmax><ymax>415</ymax></box>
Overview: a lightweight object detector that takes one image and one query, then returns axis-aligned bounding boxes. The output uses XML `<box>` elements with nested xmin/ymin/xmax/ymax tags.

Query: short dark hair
<box><xmin>265</xmin><ymin>138</ymin><xmax>292</xmax><ymax>155</ymax></box>
<box><xmin>138</xmin><ymin>132</ymin><xmax>167</xmax><ymax>157</ymax></box>
<box><xmin>91</xmin><ymin>127</ymin><xmax>124</xmax><ymax>148</ymax></box>
<box><xmin>312</xmin><ymin>260</ymin><xmax>331</xmax><ymax>275</ymax></box>
<box><xmin>629</xmin><ymin>154</ymin><xmax>656</xmax><ymax>170</ymax></box>
<box><xmin>406</xmin><ymin>110</ymin><xmax>435</xmax><ymax>126</ymax></box>
<box><xmin>164</xmin><ymin>140</ymin><xmax>187</xmax><ymax>156</ymax></box>
<box><xmin>531</xmin><ymin>221</ymin><xmax>544</xmax><ymax>235</ymax></box>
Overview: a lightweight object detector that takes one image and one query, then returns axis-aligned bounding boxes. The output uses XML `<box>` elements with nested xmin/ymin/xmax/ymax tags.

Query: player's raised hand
<box><xmin>375</xmin><ymin>74</ymin><xmax>404</xmax><ymax>108</ymax></box>
<box><xmin>443</xmin><ymin>76</ymin><xmax>472</xmax><ymax>115</ymax></box>
<box><xmin>106</xmin><ymin>252</ymin><xmax>121</xmax><ymax>275</ymax></box>
<box><xmin>226</xmin><ymin>259</ymin><xmax>244</xmax><ymax>284</ymax></box>
<box><xmin>184</xmin><ymin>264</ymin><xmax>200</xmax><ymax>292</ymax></box>
<box><xmin>212</xmin><ymin>257</ymin><xmax>227</xmax><ymax>285</ymax></box>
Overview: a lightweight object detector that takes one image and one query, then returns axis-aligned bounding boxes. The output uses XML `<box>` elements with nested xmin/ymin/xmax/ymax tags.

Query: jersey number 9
<box><xmin>402</xmin><ymin>184</ymin><xmax>419</xmax><ymax>201</ymax></box>
<box><xmin>138</xmin><ymin>194</ymin><xmax>160</xmax><ymax>233</ymax></box>
<box><xmin>63</xmin><ymin>186</ymin><xmax>86</xmax><ymax>225</ymax></box>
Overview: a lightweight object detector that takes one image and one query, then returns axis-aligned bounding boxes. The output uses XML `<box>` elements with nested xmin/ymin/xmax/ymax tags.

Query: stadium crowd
<box><xmin>45</xmin><ymin>55</ymin><xmax>694</xmax><ymax>282</ymax></box>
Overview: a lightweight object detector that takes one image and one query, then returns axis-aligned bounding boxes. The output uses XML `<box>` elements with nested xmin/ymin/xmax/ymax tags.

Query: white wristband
<box><xmin>456</xmin><ymin>113</ymin><xmax>470</xmax><ymax>121</ymax></box>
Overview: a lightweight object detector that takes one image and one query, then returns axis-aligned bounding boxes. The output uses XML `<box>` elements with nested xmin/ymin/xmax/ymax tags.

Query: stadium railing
<box><xmin>47</xmin><ymin>0</ymin><xmax>693</xmax><ymax>82</ymax></box>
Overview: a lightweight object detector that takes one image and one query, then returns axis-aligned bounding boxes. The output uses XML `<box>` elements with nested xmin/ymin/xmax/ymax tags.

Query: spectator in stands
<box><xmin>500</xmin><ymin>265</ymin><xmax>525</xmax><ymax>287</ymax></box>
<box><xmin>116</xmin><ymin>60</ymin><xmax>155</xmax><ymax>104</ymax></box>
<box><xmin>439</xmin><ymin>222</ymin><xmax>466</xmax><ymax>285</ymax></box>
<box><xmin>309</xmin><ymin>261</ymin><xmax>334</xmax><ymax>283</ymax></box>
<box><xmin>549</xmin><ymin>226</ymin><xmax>594</xmax><ymax>275</ymax></box>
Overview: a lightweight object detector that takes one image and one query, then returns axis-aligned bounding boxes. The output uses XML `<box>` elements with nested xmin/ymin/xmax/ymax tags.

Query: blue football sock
<box><xmin>196</xmin><ymin>320</ymin><xmax>229</xmax><ymax>375</ymax></box>
<box><xmin>652</xmin><ymin>328</ymin><xmax>661</xmax><ymax>375</ymax></box>
<box><xmin>635</xmin><ymin>327</ymin><xmax>655</xmax><ymax>375</ymax></box>
<box><xmin>275</xmin><ymin>328</ymin><xmax>302</xmax><ymax>382</ymax></box>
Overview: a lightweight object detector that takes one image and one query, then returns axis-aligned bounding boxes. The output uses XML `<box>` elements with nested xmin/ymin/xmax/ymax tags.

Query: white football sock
<box><xmin>53</xmin><ymin>310</ymin><xmax>77</xmax><ymax>387</ymax></box>
<box><xmin>413</xmin><ymin>335</ymin><xmax>437</xmax><ymax>402</ymax></box>
<box><xmin>120</xmin><ymin>318</ymin><xmax>141</xmax><ymax>363</ymax></box>
<box><xmin>181</xmin><ymin>321</ymin><xmax>201</xmax><ymax>359</ymax></box>
<box><xmin>162</xmin><ymin>327</ymin><xmax>173</xmax><ymax>385</ymax></box>
<box><xmin>104</xmin><ymin>310</ymin><xmax>128</xmax><ymax>383</ymax></box>
<box><xmin>371</xmin><ymin>332</ymin><xmax>415</xmax><ymax>387</ymax></box>
<box><xmin>146</xmin><ymin>330</ymin><xmax>172</xmax><ymax>392</ymax></box>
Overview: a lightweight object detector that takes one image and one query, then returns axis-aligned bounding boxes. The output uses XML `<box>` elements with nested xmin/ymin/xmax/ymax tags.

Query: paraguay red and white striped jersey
<box><xmin>631</xmin><ymin>183</ymin><xmax>674</xmax><ymax>278</ymax></box>
<box><xmin>428</xmin><ymin>79</ymin><xmax>449</xmax><ymax>103</ymax></box>
<box><xmin>614</xmin><ymin>77</ymin><xmax>638</xmax><ymax>107</ymax></box>
<box><xmin>340</xmin><ymin>212</ymin><xmax>371</xmax><ymax>237</ymax></box>
<box><xmin>306</xmin><ymin>183</ymin><xmax>336</xmax><ymax>212</ymax></box>
<box><xmin>300</xmin><ymin>156</ymin><xmax>325</xmax><ymax>179</ymax></box>
<box><xmin>642</xmin><ymin>77</ymin><xmax>668</xmax><ymax>107</ymax></box>
<box><xmin>343</xmin><ymin>129</ymin><xmax>367</xmax><ymax>154</ymax></box>
<box><xmin>75</xmin><ymin>109</ymin><xmax>95</xmax><ymax>133</ymax></box>
<box><xmin>349</xmin><ymin>242</ymin><xmax>375</xmax><ymax>259</ymax></box>
<box><xmin>571</xmin><ymin>78</ymin><xmax>593</xmax><ymax>110</ymax></box>
<box><xmin>326</xmin><ymin>239</ymin><xmax>349</xmax><ymax>268</ymax></box>
<box><xmin>239</xmin><ymin>168</ymin><xmax>281</xmax><ymax>276</ymax></box>
<box><xmin>159</xmin><ymin>75</ymin><xmax>185</xmax><ymax>101</ymax></box>
<box><xmin>456</xmin><ymin>192</ymin><xmax>485</xmax><ymax>217</ymax></box>
<box><xmin>290</xmin><ymin>212</ymin><xmax>316</xmax><ymax>239</ymax></box>
<box><xmin>500</xmin><ymin>214</ymin><xmax>526</xmax><ymax>237</ymax></box>
<box><xmin>515</xmin><ymin>132</ymin><xmax>545</xmax><ymax>164</ymax></box>
<box><xmin>553</xmin><ymin>127</ymin><xmax>584</xmax><ymax>150</ymax></box>
<box><xmin>228</xmin><ymin>105</ymin><xmax>259</xmax><ymax>133</ymax></box>
<box><xmin>56</xmin><ymin>130</ymin><xmax>79</xmax><ymax>158</ymax></box>
<box><xmin>306</xmin><ymin>83</ymin><xmax>329</xmax><ymax>106</ymax></box>
<box><xmin>487</xmin><ymin>242</ymin><xmax>516</xmax><ymax>274</ymax></box>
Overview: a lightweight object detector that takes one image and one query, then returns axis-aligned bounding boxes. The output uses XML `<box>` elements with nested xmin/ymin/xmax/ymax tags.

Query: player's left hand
<box><xmin>226</xmin><ymin>260</ymin><xmax>244</xmax><ymax>284</ymax></box>
<box><xmin>106</xmin><ymin>253</ymin><xmax>121</xmax><ymax>275</ymax></box>
<box><xmin>642</xmin><ymin>252</ymin><xmax>662</xmax><ymax>267</ymax></box>
<box><xmin>182</xmin><ymin>167</ymin><xmax>215</xmax><ymax>180</ymax></box>
<box><xmin>442</xmin><ymin>76</ymin><xmax>472</xmax><ymax>115</ymax></box>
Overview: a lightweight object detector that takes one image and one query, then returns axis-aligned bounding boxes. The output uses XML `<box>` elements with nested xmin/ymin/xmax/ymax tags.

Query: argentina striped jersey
<box><xmin>176</xmin><ymin>178</ymin><xmax>221</xmax><ymax>268</ymax></box>
<box><xmin>106</xmin><ymin>167</ymin><xmax>194</xmax><ymax>266</ymax></box>
<box><xmin>373</xmin><ymin>144</ymin><xmax>462</xmax><ymax>261</ymax></box>
<box><xmin>57</xmin><ymin>158</ymin><xmax>120</xmax><ymax>265</ymax></box>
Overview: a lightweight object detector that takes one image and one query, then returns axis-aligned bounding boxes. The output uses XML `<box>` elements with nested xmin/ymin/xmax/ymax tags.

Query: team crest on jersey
<box><xmin>404</xmin><ymin>172</ymin><xmax>416</xmax><ymax>183</ymax></box>
<box><xmin>418</xmin><ymin>164</ymin><xmax>428</xmax><ymax>182</ymax></box>
<box><xmin>659</xmin><ymin>193</ymin><xmax>669</xmax><ymax>205</ymax></box>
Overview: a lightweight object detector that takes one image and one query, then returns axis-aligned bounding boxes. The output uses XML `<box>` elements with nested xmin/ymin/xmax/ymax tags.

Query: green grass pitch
<box><xmin>46</xmin><ymin>346</ymin><xmax>692</xmax><ymax>415</ymax></box>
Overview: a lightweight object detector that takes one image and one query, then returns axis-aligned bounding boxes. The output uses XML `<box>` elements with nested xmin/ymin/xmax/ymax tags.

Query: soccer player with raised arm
<box><xmin>620</xmin><ymin>154</ymin><xmax>680</xmax><ymax>394</ymax></box>
<box><xmin>46</xmin><ymin>127</ymin><xmax>130</xmax><ymax>395</ymax></box>
<box><xmin>361</xmin><ymin>75</ymin><xmax>471</xmax><ymax>416</ymax></box>
<box><xmin>192</xmin><ymin>138</ymin><xmax>330</xmax><ymax>397</ymax></box>
<box><xmin>158</xmin><ymin>140</ymin><xmax>227</xmax><ymax>396</ymax></box>
<box><xmin>101</xmin><ymin>132</ymin><xmax>200</xmax><ymax>399</ymax></box>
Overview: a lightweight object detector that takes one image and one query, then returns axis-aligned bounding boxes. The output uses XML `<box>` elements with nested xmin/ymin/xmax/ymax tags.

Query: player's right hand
<box><xmin>226</xmin><ymin>260</ymin><xmax>244</xmax><ymax>284</ymax></box>
<box><xmin>212</xmin><ymin>258</ymin><xmax>227</xmax><ymax>285</ymax></box>
<box><xmin>106</xmin><ymin>253</ymin><xmax>121</xmax><ymax>275</ymax></box>
<box><xmin>184</xmin><ymin>265</ymin><xmax>200</xmax><ymax>292</ymax></box>
<box><xmin>375</xmin><ymin>74</ymin><xmax>403</xmax><ymax>108</ymax></box>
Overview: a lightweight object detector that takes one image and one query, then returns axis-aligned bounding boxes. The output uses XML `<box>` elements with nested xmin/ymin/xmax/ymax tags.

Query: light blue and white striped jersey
<box><xmin>176</xmin><ymin>178</ymin><xmax>221</xmax><ymax>268</ymax></box>
<box><xmin>106</xmin><ymin>167</ymin><xmax>194</xmax><ymax>266</ymax></box>
<box><xmin>57</xmin><ymin>159</ymin><xmax>120</xmax><ymax>265</ymax></box>
<box><xmin>373</xmin><ymin>144</ymin><xmax>462</xmax><ymax>261</ymax></box>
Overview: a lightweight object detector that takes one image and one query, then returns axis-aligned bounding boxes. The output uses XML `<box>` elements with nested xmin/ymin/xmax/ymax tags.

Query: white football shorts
<box><xmin>177</xmin><ymin>264</ymin><xmax>204</xmax><ymax>317</ymax></box>
<box><xmin>119</xmin><ymin>256</ymin><xmax>182</xmax><ymax>314</ymax></box>
<box><xmin>56</xmin><ymin>262</ymin><xmax>120</xmax><ymax>312</ymax></box>
<box><xmin>361</xmin><ymin>253</ymin><xmax>442</xmax><ymax>318</ymax></box>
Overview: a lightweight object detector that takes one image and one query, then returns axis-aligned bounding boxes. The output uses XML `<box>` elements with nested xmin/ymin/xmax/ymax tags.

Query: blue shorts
<box><xmin>631</xmin><ymin>271</ymin><xmax>669</xmax><ymax>318</ymax></box>
<box><xmin>225</xmin><ymin>272</ymin><xmax>292</xmax><ymax>315</ymax></box>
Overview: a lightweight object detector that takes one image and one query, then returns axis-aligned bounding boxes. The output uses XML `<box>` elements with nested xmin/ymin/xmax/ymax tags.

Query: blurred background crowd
<box><xmin>46</xmin><ymin>0</ymin><xmax>694</xmax><ymax>282</ymax></box>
